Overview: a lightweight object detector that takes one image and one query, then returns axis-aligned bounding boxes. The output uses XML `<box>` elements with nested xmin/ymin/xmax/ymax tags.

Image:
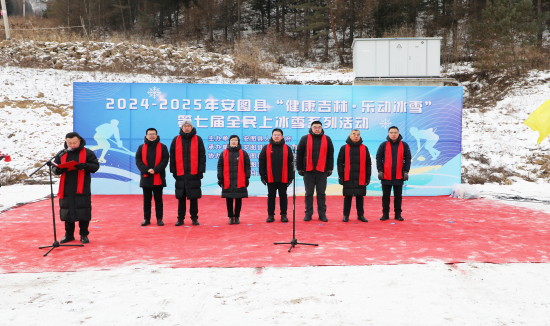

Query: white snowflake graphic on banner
<box><xmin>379</xmin><ymin>118</ymin><xmax>392</xmax><ymax>129</ymax></box>
<box><xmin>148</xmin><ymin>86</ymin><xmax>162</xmax><ymax>99</ymax></box>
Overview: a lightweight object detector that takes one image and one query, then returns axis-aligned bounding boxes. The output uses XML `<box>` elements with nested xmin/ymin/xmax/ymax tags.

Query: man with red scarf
<box><xmin>337</xmin><ymin>129</ymin><xmax>372</xmax><ymax>222</ymax></box>
<box><xmin>51</xmin><ymin>132</ymin><xmax>100</xmax><ymax>244</ymax></box>
<box><xmin>376</xmin><ymin>126</ymin><xmax>412</xmax><ymax>221</ymax></box>
<box><xmin>259</xmin><ymin>128</ymin><xmax>294</xmax><ymax>223</ymax></box>
<box><xmin>135</xmin><ymin>128</ymin><xmax>169</xmax><ymax>227</ymax></box>
<box><xmin>170</xmin><ymin>119</ymin><xmax>206</xmax><ymax>226</ymax></box>
<box><xmin>297</xmin><ymin>120</ymin><xmax>334</xmax><ymax>222</ymax></box>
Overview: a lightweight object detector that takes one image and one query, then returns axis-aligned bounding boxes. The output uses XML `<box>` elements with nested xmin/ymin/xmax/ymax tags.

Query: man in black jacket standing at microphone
<box><xmin>296</xmin><ymin>121</ymin><xmax>334</xmax><ymax>222</ymax></box>
<box><xmin>51</xmin><ymin>132</ymin><xmax>100</xmax><ymax>244</ymax></box>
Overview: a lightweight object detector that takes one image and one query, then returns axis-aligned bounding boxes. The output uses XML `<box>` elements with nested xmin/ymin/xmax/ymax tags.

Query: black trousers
<box><xmin>267</xmin><ymin>182</ymin><xmax>288</xmax><ymax>215</ymax></box>
<box><xmin>343</xmin><ymin>195</ymin><xmax>364</xmax><ymax>217</ymax></box>
<box><xmin>65</xmin><ymin>220</ymin><xmax>90</xmax><ymax>237</ymax></box>
<box><xmin>178</xmin><ymin>187</ymin><xmax>198</xmax><ymax>219</ymax></box>
<box><xmin>382</xmin><ymin>184</ymin><xmax>403</xmax><ymax>214</ymax></box>
<box><xmin>226</xmin><ymin>198</ymin><xmax>242</xmax><ymax>217</ymax></box>
<box><xmin>143</xmin><ymin>187</ymin><xmax>163</xmax><ymax>221</ymax></box>
<box><xmin>303</xmin><ymin>171</ymin><xmax>328</xmax><ymax>218</ymax></box>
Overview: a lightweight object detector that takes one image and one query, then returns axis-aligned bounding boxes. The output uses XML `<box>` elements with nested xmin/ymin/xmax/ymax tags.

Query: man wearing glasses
<box><xmin>296</xmin><ymin>121</ymin><xmax>334</xmax><ymax>222</ymax></box>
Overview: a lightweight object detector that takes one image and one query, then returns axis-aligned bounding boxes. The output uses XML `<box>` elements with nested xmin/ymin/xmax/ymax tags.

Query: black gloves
<box><xmin>327</xmin><ymin>170</ymin><xmax>332</xmax><ymax>177</ymax></box>
<box><xmin>199</xmin><ymin>172</ymin><xmax>204</xmax><ymax>179</ymax></box>
<box><xmin>59</xmin><ymin>168</ymin><xmax>68</xmax><ymax>174</ymax></box>
<box><xmin>287</xmin><ymin>181</ymin><xmax>293</xmax><ymax>187</ymax></box>
<box><xmin>298</xmin><ymin>170</ymin><xmax>304</xmax><ymax>176</ymax></box>
<box><xmin>378</xmin><ymin>171</ymin><xmax>384</xmax><ymax>180</ymax></box>
<box><xmin>366</xmin><ymin>177</ymin><xmax>371</xmax><ymax>186</ymax></box>
<box><xmin>338</xmin><ymin>178</ymin><xmax>343</xmax><ymax>185</ymax></box>
<box><xmin>75</xmin><ymin>163</ymin><xmax>87</xmax><ymax>170</ymax></box>
<box><xmin>403</xmin><ymin>172</ymin><xmax>409</xmax><ymax>181</ymax></box>
<box><xmin>46</xmin><ymin>161</ymin><xmax>53</xmax><ymax>167</ymax></box>
<box><xmin>218</xmin><ymin>181</ymin><xmax>223</xmax><ymax>188</ymax></box>
<box><xmin>261</xmin><ymin>176</ymin><xmax>267</xmax><ymax>186</ymax></box>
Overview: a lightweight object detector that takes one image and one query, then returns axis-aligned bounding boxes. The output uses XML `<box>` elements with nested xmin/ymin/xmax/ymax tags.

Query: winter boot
<box><xmin>395</xmin><ymin>213</ymin><xmax>404</xmax><ymax>221</ymax></box>
<box><xmin>234</xmin><ymin>216</ymin><xmax>240</xmax><ymax>224</ymax></box>
<box><xmin>229</xmin><ymin>217</ymin><xmax>234</xmax><ymax>225</ymax></box>
<box><xmin>358</xmin><ymin>215</ymin><xmax>368</xmax><ymax>222</ymax></box>
<box><xmin>191</xmin><ymin>217</ymin><xmax>200</xmax><ymax>226</ymax></box>
<box><xmin>266</xmin><ymin>215</ymin><xmax>275</xmax><ymax>223</ymax></box>
<box><xmin>175</xmin><ymin>217</ymin><xmax>184</xmax><ymax>226</ymax></box>
<box><xmin>319</xmin><ymin>216</ymin><xmax>328</xmax><ymax>222</ymax></box>
<box><xmin>303</xmin><ymin>215</ymin><xmax>312</xmax><ymax>221</ymax></box>
<box><xmin>157</xmin><ymin>219</ymin><xmax>164</xmax><ymax>226</ymax></box>
<box><xmin>342</xmin><ymin>215</ymin><xmax>349</xmax><ymax>222</ymax></box>
<box><xmin>380</xmin><ymin>213</ymin><xmax>390</xmax><ymax>221</ymax></box>
<box><xmin>281</xmin><ymin>214</ymin><xmax>289</xmax><ymax>223</ymax></box>
<box><xmin>141</xmin><ymin>219</ymin><xmax>151</xmax><ymax>226</ymax></box>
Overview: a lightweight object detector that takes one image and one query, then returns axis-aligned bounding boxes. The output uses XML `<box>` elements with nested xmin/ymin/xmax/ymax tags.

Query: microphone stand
<box><xmin>275</xmin><ymin>145</ymin><xmax>318</xmax><ymax>252</ymax></box>
<box><xmin>29</xmin><ymin>150</ymin><xmax>84</xmax><ymax>257</ymax></box>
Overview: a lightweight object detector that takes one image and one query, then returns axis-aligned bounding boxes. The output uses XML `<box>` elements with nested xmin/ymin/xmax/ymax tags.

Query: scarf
<box><xmin>57</xmin><ymin>148</ymin><xmax>87</xmax><ymax>199</ymax></box>
<box><xmin>142</xmin><ymin>142</ymin><xmax>162</xmax><ymax>186</ymax></box>
<box><xmin>266</xmin><ymin>143</ymin><xmax>288</xmax><ymax>183</ymax></box>
<box><xmin>175</xmin><ymin>134</ymin><xmax>198</xmax><ymax>176</ymax></box>
<box><xmin>384</xmin><ymin>141</ymin><xmax>404</xmax><ymax>180</ymax></box>
<box><xmin>306</xmin><ymin>134</ymin><xmax>327</xmax><ymax>172</ymax></box>
<box><xmin>345</xmin><ymin>144</ymin><xmax>366</xmax><ymax>185</ymax></box>
<box><xmin>223</xmin><ymin>148</ymin><xmax>246</xmax><ymax>189</ymax></box>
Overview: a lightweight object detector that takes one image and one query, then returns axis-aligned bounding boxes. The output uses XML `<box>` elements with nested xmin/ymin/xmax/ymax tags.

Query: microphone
<box><xmin>55</xmin><ymin>147</ymin><xmax>73</xmax><ymax>158</ymax></box>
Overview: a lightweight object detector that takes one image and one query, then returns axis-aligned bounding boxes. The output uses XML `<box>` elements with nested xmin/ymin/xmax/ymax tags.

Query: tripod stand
<box><xmin>30</xmin><ymin>151</ymin><xmax>84</xmax><ymax>257</ymax></box>
<box><xmin>275</xmin><ymin>145</ymin><xmax>318</xmax><ymax>252</ymax></box>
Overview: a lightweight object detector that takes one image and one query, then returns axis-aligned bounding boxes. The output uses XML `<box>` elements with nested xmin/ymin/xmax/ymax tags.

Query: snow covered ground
<box><xmin>2</xmin><ymin>61</ymin><xmax>550</xmax><ymax>325</ymax></box>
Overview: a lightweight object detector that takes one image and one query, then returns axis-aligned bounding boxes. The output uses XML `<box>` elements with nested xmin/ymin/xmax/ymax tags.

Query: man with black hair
<box><xmin>50</xmin><ymin>132</ymin><xmax>100</xmax><ymax>244</ymax></box>
<box><xmin>296</xmin><ymin>120</ymin><xmax>334</xmax><ymax>222</ymax></box>
<box><xmin>135</xmin><ymin>128</ymin><xmax>169</xmax><ymax>226</ymax></box>
<box><xmin>170</xmin><ymin>119</ymin><xmax>206</xmax><ymax>226</ymax></box>
<box><xmin>259</xmin><ymin>128</ymin><xmax>294</xmax><ymax>223</ymax></box>
<box><xmin>376</xmin><ymin>126</ymin><xmax>412</xmax><ymax>221</ymax></box>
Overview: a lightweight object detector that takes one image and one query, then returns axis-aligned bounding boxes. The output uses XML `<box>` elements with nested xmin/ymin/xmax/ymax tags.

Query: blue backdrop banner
<box><xmin>73</xmin><ymin>83</ymin><xmax>463</xmax><ymax>196</ymax></box>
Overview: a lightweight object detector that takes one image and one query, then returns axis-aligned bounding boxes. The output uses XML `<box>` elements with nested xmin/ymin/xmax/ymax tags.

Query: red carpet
<box><xmin>1</xmin><ymin>195</ymin><xmax>549</xmax><ymax>273</ymax></box>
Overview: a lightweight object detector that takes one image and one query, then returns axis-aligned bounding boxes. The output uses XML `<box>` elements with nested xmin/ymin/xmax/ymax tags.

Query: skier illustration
<box><xmin>89</xmin><ymin>119</ymin><xmax>124</xmax><ymax>163</ymax></box>
<box><xmin>409</xmin><ymin>127</ymin><xmax>440</xmax><ymax>161</ymax></box>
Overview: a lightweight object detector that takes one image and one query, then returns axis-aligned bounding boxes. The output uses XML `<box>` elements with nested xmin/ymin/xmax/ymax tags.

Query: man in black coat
<box><xmin>135</xmin><ymin>128</ymin><xmax>169</xmax><ymax>226</ymax></box>
<box><xmin>337</xmin><ymin>129</ymin><xmax>372</xmax><ymax>222</ymax></box>
<box><xmin>259</xmin><ymin>128</ymin><xmax>294</xmax><ymax>223</ymax></box>
<box><xmin>170</xmin><ymin>120</ymin><xmax>206</xmax><ymax>226</ymax></box>
<box><xmin>51</xmin><ymin>132</ymin><xmax>100</xmax><ymax>244</ymax></box>
<box><xmin>376</xmin><ymin>126</ymin><xmax>412</xmax><ymax>221</ymax></box>
<box><xmin>296</xmin><ymin>121</ymin><xmax>334</xmax><ymax>222</ymax></box>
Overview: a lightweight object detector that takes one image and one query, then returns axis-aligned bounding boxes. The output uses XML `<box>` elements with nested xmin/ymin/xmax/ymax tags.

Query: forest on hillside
<box><xmin>2</xmin><ymin>0</ymin><xmax>550</xmax><ymax>72</ymax></box>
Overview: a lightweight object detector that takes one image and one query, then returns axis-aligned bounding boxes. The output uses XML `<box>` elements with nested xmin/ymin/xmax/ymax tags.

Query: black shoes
<box><xmin>191</xmin><ymin>218</ymin><xmax>200</xmax><ymax>226</ymax></box>
<box><xmin>266</xmin><ymin>215</ymin><xmax>275</xmax><ymax>223</ymax></box>
<box><xmin>319</xmin><ymin>216</ymin><xmax>328</xmax><ymax>222</ymax></box>
<box><xmin>358</xmin><ymin>216</ymin><xmax>368</xmax><ymax>223</ymax></box>
<box><xmin>281</xmin><ymin>215</ymin><xmax>288</xmax><ymax>223</ymax></box>
<box><xmin>304</xmin><ymin>215</ymin><xmax>312</xmax><ymax>221</ymax></box>
<box><xmin>157</xmin><ymin>219</ymin><xmax>164</xmax><ymax>226</ymax></box>
<box><xmin>80</xmin><ymin>236</ymin><xmax>89</xmax><ymax>244</ymax></box>
<box><xmin>175</xmin><ymin>218</ymin><xmax>184</xmax><ymax>226</ymax></box>
<box><xmin>380</xmin><ymin>213</ymin><xmax>390</xmax><ymax>221</ymax></box>
<box><xmin>60</xmin><ymin>235</ymin><xmax>75</xmax><ymax>244</ymax></box>
<box><xmin>395</xmin><ymin>214</ymin><xmax>404</xmax><ymax>221</ymax></box>
<box><xmin>234</xmin><ymin>217</ymin><xmax>240</xmax><ymax>224</ymax></box>
<box><xmin>343</xmin><ymin>215</ymin><xmax>349</xmax><ymax>222</ymax></box>
<box><xmin>141</xmin><ymin>219</ymin><xmax>151</xmax><ymax>226</ymax></box>
<box><xmin>229</xmin><ymin>217</ymin><xmax>234</xmax><ymax>225</ymax></box>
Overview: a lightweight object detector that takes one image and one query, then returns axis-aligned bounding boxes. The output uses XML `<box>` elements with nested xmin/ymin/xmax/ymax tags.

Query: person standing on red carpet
<box><xmin>217</xmin><ymin>135</ymin><xmax>251</xmax><ymax>225</ymax></box>
<box><xmin>135</xmin><ymin>128</ymin><xmax>169</xmax><ymax>227</ymax></box>
<box><xmin>376</xmin><ymin>126</ymin><xmax>412</xmax><ymax>221</ymax></box>
<box><xmin>49</xmin><ymin>132</ymin><xmax>100</xmax><ymax>244</ymax></box>
<box><xmin>170</xmin><ymin>120</ymin><xmax>206</xmax><ymax>226</ymax></box>
<box><xmin>259</xmin><ymin>128</ymin><xmax>294</xmax><ymax>223</ymax></box>
<box><xmin>296</xmin><ymin>120</ymin><xmax>334</xmax><ymax>222</ymax></box>
<box><xmin>337</xmin><ymin>129</ymin><xmax>372</xmax><ymax>223</ymax></box>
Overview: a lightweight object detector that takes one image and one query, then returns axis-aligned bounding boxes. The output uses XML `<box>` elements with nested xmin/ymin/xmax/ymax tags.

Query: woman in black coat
<box><xmin>337</xmin><ymin>129</ymin><xmax>372</xmax><ymax>222</ymax></box>
<box><xmin>217</xmin><ymin>135</ymin><xmax>251</xmax><ymax>225</ymax></box>
<box><xmin>135</xmin><ymin>128</ymin><xmax>169</xmax><ymax>226</ymax></box>
<box><xmin>258</xmin><ymin>128</ymin><xmax>294</xmax><ymax>223</ymax></box>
